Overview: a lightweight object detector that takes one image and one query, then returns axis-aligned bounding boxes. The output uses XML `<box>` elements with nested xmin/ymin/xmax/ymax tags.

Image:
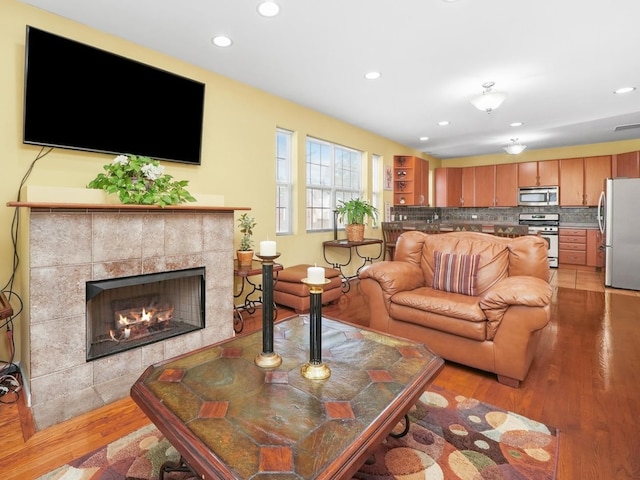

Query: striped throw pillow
<box><xmin>432</xmin><ymin>251</ymin><xmax>481</xmax><ymax>296</ymax></box>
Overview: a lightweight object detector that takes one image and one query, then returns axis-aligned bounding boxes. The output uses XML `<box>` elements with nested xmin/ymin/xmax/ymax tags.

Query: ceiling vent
<box><xmin>614</xmin><ymin>123</ymin><xmax>640</xmax><ymax>132</ymax></box>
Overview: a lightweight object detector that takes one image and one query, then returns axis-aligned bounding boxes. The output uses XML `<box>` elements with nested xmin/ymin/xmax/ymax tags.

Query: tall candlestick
<box><xmin>307</xmin><ymin>265</ymin><xmax>325</xmax><ymax>284</ymax></box>
<box><xmin>260</xmin><ymin>240</ymin><xmax>277</xmax><ymax>256</ymax></box>
<box><xmin>254</xmin><ymin>253</ymin><xmax>282</xmax><ymax>369</ymax></box>
<box><xmin>300</xmin><ymin>277</ymin><xmax>332</xmax><ymax>380</ymax></box>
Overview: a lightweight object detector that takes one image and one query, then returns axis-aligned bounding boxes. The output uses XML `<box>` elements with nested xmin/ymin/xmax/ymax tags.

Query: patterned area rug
<box><xmin>40</xmin><ymin>385</ymin><xmax>558</xmax><ymax>479</ymax></box>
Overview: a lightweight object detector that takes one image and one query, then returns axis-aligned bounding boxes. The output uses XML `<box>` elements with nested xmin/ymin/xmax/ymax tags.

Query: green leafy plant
<box><xmin>237</xmin><ymin>213</ymin><xmax>257</xmax><ymax>251</ymax></box>
<box><xmin>87</xmin><ymin>154</ymin><xmax>196</xmax><ymax>207</ymax></box>
<box><xmin>336</xmin><ymin>197</ymin><xmax>378</xmax><ymax>225</ymax></box>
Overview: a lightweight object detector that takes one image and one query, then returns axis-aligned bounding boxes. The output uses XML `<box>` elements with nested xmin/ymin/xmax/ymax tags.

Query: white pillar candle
<box><xmin>259</xmin><ymin>240</ymin><xmax>277</xmax><ymax>256</ymax></box>
<box><xmin>307</xmin><ymin>265</ymin><xmax>325</xmax><ymax>284</ymax></box>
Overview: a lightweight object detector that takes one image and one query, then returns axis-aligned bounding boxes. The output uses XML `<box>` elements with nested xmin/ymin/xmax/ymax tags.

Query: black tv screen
<box><xmin>23</xmin><ymin>26</ymin><xmax>205</xmax><ymax>165</ymax></box>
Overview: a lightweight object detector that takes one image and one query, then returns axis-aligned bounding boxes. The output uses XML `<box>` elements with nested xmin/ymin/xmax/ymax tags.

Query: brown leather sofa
<box><xmin>359</xmin><ymin>231</ymin><xmax>552</xmax><ymax>387</ymax></box>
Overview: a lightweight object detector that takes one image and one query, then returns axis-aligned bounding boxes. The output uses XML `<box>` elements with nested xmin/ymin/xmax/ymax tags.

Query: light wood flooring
<box><xmin>0</xmin><ymin>266</ymin><xmax>638</xmax><ymax>479</ymax></box>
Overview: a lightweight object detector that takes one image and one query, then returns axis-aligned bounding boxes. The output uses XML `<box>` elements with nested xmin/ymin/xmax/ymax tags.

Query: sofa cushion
<box><xmin>391</xmin><ymin>287</ymin><xmax>486</xmax><ymax>322</ymax></box>
<box><xmin>432</xmin><ymin>251</ymin><xmax>480</xmax><ymax>296</ymax></box>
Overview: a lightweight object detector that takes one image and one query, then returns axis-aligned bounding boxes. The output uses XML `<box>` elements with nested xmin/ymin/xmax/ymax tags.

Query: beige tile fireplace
<box><xmin>17</xmin><ymin>202</ymin><xmax>239</xmax><ymax>430</ymax></box>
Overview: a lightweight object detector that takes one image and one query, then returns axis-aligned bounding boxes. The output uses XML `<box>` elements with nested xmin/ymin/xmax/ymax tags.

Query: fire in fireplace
<box><xmin>86</xmin><ymin>267</ymin><xmax>205</xmax><ymax>361</ymax></box>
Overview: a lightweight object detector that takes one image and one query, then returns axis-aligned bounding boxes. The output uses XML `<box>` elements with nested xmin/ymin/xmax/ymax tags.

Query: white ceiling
<box><xmin>20</xmin><ymin>0</ymin><xmax>640</xmax><ymax>159</ymax></box>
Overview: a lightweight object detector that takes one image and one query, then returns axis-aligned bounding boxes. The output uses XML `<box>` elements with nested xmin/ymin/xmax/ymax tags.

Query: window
<box><xmin>306</xmin><ymin>137</ymin><xmax>363</xmax><ymax>232</ymax></box>
<box><xmin>371</xmin><ymin>154</ymin><xmax>382</xmax><ymax>228</ymax></box>
<box><xmin>276</xmin><ymin>129</ymin><xmax>293</xmax><ymax>235</ymax></box>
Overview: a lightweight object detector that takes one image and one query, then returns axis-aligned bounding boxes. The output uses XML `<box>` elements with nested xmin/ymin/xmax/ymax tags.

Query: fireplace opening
<box><xmin>86</xmin><ymin>267</ymin><xmax>205</xmax><ymax>361</ymax></box>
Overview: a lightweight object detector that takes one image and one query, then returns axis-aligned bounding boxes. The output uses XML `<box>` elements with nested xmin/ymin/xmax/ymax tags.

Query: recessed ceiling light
<box><xmin>364</xmin><ymin>71</ymin><xmax>381</xmax><ymax>80</ymax></box>
<box><xmin>438</xmin><ymin>121</ymin><xmax>450</xmax><ymax>126</ymax></box>
<box><xmin>614</xmin><ymin>87</ymin><xmax>636</xmax><ymax>94</ymax></box>
<box><xmin>419</xmin><ymin>136</ymin><xmax>429</xmax><ymax>141</ymax></box>
<box><xmin>510</xmin><ymin>122</ymin><xmax>524</xmax><ymax>127</ymax></box>
<box><xmin>212</xmin><ymin>35</ymin><xmax>233</xmax><ymax>47</ymax></box>
<box><xmin>257</xmin><ymin>1</ymin><xmax>280</xmax><ymax>17</ymax></box>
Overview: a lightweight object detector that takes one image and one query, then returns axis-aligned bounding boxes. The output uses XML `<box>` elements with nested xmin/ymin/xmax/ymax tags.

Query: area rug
<box><xmin>39</xmin><ymin>385</ymin><xmax>558</xmax><ymax>479</ymax></box>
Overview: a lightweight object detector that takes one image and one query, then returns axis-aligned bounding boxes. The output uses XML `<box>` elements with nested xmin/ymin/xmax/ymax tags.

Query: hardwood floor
<box><xmin>0</xmin><ymin>267</ymin><xmax>638</xmax><ymax>479</ymax></box>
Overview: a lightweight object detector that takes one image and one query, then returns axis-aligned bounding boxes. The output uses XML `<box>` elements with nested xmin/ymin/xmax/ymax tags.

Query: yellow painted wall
<box><xmin>441</xmin><ymin>139</ymin><xmax>640</xmax><ymax>167</ymax></box>
<box><xmin>0</xmin><ymin>0</ymin><xmax>428</xmax><ymax>362</ymax></box>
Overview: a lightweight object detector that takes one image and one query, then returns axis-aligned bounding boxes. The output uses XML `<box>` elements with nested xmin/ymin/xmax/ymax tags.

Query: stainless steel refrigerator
<box><xmin>598</xmin><ymin>178</ymin><xmax>640</xmax><ymax>290</ymax></box>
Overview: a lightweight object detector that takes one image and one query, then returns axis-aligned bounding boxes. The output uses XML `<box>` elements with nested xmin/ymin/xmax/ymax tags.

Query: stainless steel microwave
<box><xmin>518</xmin><ymin>186</ymin><xmax>559</xmax><ymax>206</ymax></box>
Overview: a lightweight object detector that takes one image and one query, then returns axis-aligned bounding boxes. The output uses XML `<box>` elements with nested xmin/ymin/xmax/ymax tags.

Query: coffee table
<box><xmin>130</xmin><ymin>316</ymin><xmax>443</xmax><ymax>479</ymax></box>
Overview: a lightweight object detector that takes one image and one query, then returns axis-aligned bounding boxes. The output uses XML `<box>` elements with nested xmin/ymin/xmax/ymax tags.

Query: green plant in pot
<box><xmin>336</xmin><ymin>198</ymin><xmax>378</xmax><ymax>242</ymax></box>
<box><xmin>237</xmin><ymin>213</ymin><xmax>257</xmax><ymax>266</ymax></box>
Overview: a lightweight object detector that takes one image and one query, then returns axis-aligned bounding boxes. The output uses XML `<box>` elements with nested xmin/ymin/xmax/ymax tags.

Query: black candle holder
<box><xmin>254</xmin><ymin>253</ymin><xmax>282</xmax><ymax>369</ymax></box>
<box><xmin>300</xmin><ymin>278</ymin><xmax>331</xmax><ymax>380</ymax></box>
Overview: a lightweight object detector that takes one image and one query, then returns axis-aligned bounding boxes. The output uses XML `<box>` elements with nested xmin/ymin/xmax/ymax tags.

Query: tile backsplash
<box><xmin>389</xmin><ymin>206</ymin><xmax>598</xmax><ymax>225</ymax></box>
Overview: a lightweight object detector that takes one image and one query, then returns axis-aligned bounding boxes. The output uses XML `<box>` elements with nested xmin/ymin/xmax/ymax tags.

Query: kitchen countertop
<box><xmin>559</xmin><ymin>223</ymin><xmax>600</xmax><ymax>229</ymax></box>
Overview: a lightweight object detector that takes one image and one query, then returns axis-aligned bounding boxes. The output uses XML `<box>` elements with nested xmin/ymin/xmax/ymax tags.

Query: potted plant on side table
<box><xmin>336</xmin><ymin>198</ymin><xmax>378</xmax><ymax>242</ymax></box>
<box><xmin>237</xmin><ymin>213</ymin><xmax>257</xmax><ymax>267</ymax></box>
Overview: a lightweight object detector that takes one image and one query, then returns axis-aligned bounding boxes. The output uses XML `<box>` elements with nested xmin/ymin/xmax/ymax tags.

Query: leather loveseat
<box><xmin>359</xmin><ymin>230</ymin><xmax>552</xmax><ymax>387</ymax></box>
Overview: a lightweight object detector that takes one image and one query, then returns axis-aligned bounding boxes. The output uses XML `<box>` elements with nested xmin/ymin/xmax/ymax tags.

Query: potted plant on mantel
<box><xmin>237</xmin><ymin>213</ymin><xmax>257</xmax><ymax>267</ymax></box>
<box><xmin>336</xmin><ymin>198</ymin><xmax>378</xmax><ymax>242</ymax></box>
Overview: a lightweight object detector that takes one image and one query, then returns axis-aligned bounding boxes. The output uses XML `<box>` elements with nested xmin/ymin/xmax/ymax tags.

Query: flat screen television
<box><xmin>23</xmin><ymin>26</ymin><xmax>205</xmax><ymax>165</ymax></box>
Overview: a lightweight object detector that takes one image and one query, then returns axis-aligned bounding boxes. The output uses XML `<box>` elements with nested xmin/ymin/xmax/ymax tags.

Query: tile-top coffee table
<box><xmin>130</xmin><ymin>316</ymin><xmax>444</xmax><ymax>479</ymax></box>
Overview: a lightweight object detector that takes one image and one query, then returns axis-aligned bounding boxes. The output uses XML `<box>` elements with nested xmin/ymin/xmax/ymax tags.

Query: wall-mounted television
<box><xmin>23</xmin><ymin>26</ymin><xmax>205</xmax><ymax>165</ymax></box>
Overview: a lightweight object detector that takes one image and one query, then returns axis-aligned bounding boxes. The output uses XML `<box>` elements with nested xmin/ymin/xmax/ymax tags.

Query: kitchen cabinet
<box><xmin>461</xmin><ymin>166</ymin><xmax>475</xmax><ymax>207</ymax></box>
<box><xmin>559</xmin><ymin>228</ymin><xmax>587</xmax><ymax>265</ymax></box>
<box><xmin>393</xmin><ymin>155</ymin><xmax>429</xmax><ymax>206</ymax></box>
<box><xmin>559</xmin><ymin>156</ymin><xmax>611</xmax><ymax>206</ymax></box>
<box><xmin>434</xmin><ymin>167</ymin><xmax>462</xmax><ymax>207</ymax></box>
<box><xmin>559</xmin><ymin>228</ymin><xmax>604</xmax><ymax>268</ymax></box>
<box><xmin>518</xmin><ymin>160</ymin><xmax>558</xmax><ymax>187</ymax></box>
<box><xmin>613</xmin><ymin>151</ymin><xmax>639</xmax><ymax>178</ymax></box>
<box><xmin>495</xmin><ymin>163</ymin><xmax>518</xmax><ymax>206</ymax></box>
<box><xmin>436</xmin><ymin>163</ymin><xmax>518</xmax><ymax>207</ymax></box>
<box><xmin>474</xmin><ymin>165</ymin><xmax>495</xmax><ymax>207</ymax></box>
<box><xmin>586</xmin><ymin>229</ymin><xmax>605</xmax><ymax>268</ymax></box>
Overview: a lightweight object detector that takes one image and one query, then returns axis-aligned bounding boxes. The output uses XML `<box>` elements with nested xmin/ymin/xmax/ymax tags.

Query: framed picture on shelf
<box><xmin>384</xmin><ymin>165</ymin><xmax>393</xmax><ymax>190</ymax></box>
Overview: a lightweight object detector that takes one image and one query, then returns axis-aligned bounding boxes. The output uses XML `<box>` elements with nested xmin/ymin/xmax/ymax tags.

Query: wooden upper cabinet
<box><xmin>538</xmin><ymin>160</ymin><xmax>559</xmax><ymax>186</ymax></box>
<box><xmin>393</xmin><ymin>155</ymin><xmax>429</xmax><ymax>206</ymax></box>
<box><xmin>474</xmin><ymin>165</ymin><xmax>496</xmax><ymax>207</ymax></box>
<box><xmin>434</xmin><ymin>167</ymin><xmax>462</xmax><ymax>207</ymax></box>
<box><xmin>518</xmin><ymin>160</ymin><xmax>558</xmax><ymax>187</ymax></box>
<box><xmin>461</xmin><ymin>167</ymin><xmax>475</xmax><ymax>207</ymax></box>
<box><xmin>583</xmin><ymin>155</ymin><xmax>611</xmax><ymax>205</ymax></box>
<box><xmin>495</xmin><ymin>163</ymin><xmax>518</xmax><ymax>206</ymax></box>
<box><xmin>517</xmin><ymin>162</ymin><xmax>538</xmax><ymax>187</ymax></box>
<box><xmin>560</xmin><ymin>156</ymin><xmax>611</xmax><ymax>206</ymax></box>
<box><xmin>613</xmin><ymin>151</ymin><xmax>640</xmax><ymax>178</ymax></box>
<box><xmin>560</xmin><ymin>158</ymin><xmax>585</xmax><ymax>206</ymax></box>
<box><xmin>435</xmin><ymin>163</ymin><xmax>517</xmax><ymax>207</ymax></box>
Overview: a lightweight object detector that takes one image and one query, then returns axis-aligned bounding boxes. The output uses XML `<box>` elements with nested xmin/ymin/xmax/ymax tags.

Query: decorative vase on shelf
<box><xmin>237</xmin><ymin>250</ymin><xmax>254</xmax><ymax>267</ymax></box>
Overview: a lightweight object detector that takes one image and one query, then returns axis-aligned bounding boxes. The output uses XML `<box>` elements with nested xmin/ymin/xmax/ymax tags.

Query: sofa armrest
<box><xmin>480</xmin><ymin>276</ymin><xmax>552</xmax><ymax>339</ymax></box>
<box><xmin>358</xmin><ymin>261</ymin><xmax>425</xmax><ymax>295</ymax></box>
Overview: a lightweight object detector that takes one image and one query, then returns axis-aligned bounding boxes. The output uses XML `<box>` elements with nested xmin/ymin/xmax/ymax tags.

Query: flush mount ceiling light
<box><xmin>212</xmin><ymin>35</ymin><xmax>233</xmax><ymax>47</ymax></box>
<box><xmin>469</xmin><ymin>81</ymin><xmax>507</xmax><ymax>113</ymax></box>
<box><xmin>257</xmin><ymin>1</ymin><xmax>280</xmax><ymax>17</ymax></box>
<box><xmin>364</xmin><ymin>71</ymin><xmax>381</xmax><ymax>80</ymax></box>
<box><xmin>614</xmin><ymin>86</ymin><xmax>636</xmax><ymax>94</ymax></box>
<box><xmin>419</xmin><ymin>136</ymin><xmax>429</xmax><ymax>141</ymax></box>
<box><xmin>503</xmin><ymin>138</ymin><xmax>527</xmax><ymax>155</ymax></box>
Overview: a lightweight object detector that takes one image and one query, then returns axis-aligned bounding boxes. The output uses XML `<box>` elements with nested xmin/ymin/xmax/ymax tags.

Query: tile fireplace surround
<box><xmin>13</xmin><ymin>201</ymin><xmax>241</xmax><ymax>430</ymax></box>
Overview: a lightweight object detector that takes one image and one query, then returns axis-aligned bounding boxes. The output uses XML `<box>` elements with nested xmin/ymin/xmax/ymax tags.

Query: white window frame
<box><xmin>306</xmin><ymin>137</ymin><xmax>363</xmax><ymax>232</ymax></box>
<box><xmin>371</xmin><ymin>153</ymin><xmax>382</xmax><ymax>228</ymax></box>
<box><xmin>276</xmin><ymin>128</ymin><xmax>293</xmax><ymax>235</ymax></box>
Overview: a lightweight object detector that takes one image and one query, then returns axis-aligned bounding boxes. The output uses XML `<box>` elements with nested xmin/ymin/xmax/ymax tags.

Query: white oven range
<box><xmin>518</xmin><ymin>213</ymin><xmax>559</xmax><ymax>268</ymax></box>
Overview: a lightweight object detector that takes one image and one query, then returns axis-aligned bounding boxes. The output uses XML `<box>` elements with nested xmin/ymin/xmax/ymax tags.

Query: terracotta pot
<box><xmin>237</xmin><ymin>250</ymin><xmax>254</xmax><ymax>267</ymax></box>
<box><xmin>345</xmin><ymin>224</ymin><xmax>365</xmax><ymax>242</ymax></box>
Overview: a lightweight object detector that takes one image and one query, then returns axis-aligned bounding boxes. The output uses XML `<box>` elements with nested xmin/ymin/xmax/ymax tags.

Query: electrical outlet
<box><xmin>471</xmin><ymin>214</ymin><xmax>478</xmax><ymax>219</ymax></box>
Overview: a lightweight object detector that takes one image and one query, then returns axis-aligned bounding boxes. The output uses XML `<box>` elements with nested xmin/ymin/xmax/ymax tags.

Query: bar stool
<box><xmin>381</xmin><ymin>221</ymin><xmax>404</xmax><ymax>260</ymax></box>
